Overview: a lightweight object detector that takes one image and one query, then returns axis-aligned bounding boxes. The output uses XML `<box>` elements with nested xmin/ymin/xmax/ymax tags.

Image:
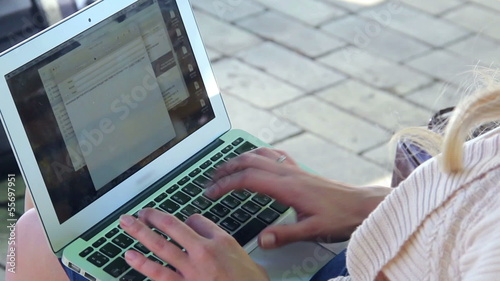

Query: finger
<box><xmin>185</xmin><ymin>214</ymin><xmax>226</xmax><ymax>239</ymax></box>
<box><xmin>258</xmin><ymin>218</ymin><xmax>320</xmax><ymax>249</ymax></box>
<box><xmin>137</xmin><ymin>209</ymin><xmax>207</xmax><ymax>254</ymax></box>
<box><xmin>212</xmin><ymin>152</ymin><xmax>292</xmax><ymax>183</ymax></box>
<box><xmin>120</xmin><ymin>214</ymin><xmax>188</xmax><ymax>269</ymax></box>
<box><xmin>124</xmin><ymin>250</ymin><xmax>182</xmax><ymax>281</ymax></box>
<box><xmin>251</xmin><ymin>147</ymin><xmax>298</xmax><ymax>166</ymax></box>
<box><xmin>205</xmin><ymin>168</ymin><xmax>298</xmax><ymax>206</ymax></box>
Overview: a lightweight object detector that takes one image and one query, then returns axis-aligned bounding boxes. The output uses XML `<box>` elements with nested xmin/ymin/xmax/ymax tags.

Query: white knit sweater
<box><xmin>331</xmin><ymin>127</ymin><xmax>500</xmax><ymax>281</ymax></box>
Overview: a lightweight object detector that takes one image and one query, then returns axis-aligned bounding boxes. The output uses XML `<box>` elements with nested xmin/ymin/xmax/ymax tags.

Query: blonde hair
<box><xmin>393</xmin><ymin>87</ymin><xmax>500</xmax><ymax>174</ymax></box>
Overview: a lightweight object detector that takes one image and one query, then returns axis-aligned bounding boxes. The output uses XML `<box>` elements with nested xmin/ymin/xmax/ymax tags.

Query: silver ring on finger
<box><xmin>276</xmin><ymin>155</ymin><xmax>287</xmax><ymax>164</ymax></box>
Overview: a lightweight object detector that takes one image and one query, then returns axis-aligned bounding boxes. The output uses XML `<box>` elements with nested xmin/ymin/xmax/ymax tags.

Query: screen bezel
<box><xmin>0</xmin><ymin>0</ymin><xmax>230</xmax><ymax>253</ymax></box>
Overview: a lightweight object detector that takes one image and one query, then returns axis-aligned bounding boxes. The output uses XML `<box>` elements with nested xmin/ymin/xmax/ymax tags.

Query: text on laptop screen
<box><xmin>5</xmin><ymin>0</ymin><xmax>215</xmax><ymax>223</ymax></box>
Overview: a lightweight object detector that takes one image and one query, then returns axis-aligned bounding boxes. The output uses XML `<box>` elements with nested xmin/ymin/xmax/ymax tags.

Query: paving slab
<box><xmin>212</xmin><ymin>58</ymin><xmax>304</xmax><ymax>108</ymax></box>
<box><xmin>321</xmin><ymin>15</ymin><xmax>430</xmax><ymax>62</ymax></box>
<box><xmin>222</xmin><ymin>94</ymin><xmax>302</xmax><ymax>144</ymax></box>
<box><xmin>405</xmin><ymin>82</ymin><xmax>463</xmax><ymax>112</ymax></box>
<box><xmin>274</xmin><ymin>133</ymin><xmax>390</xmax><ymax>185</ymax></box>
<box><xmin>255</xmin><ymin>0</ymin><xmax>347</xmax><ymax>26</ymax></box>
<box><xmin>443</xmin><ymin>4</ymin><xmax>500</xmax><ymax>41</ymax></box>
<box><xmin>237</xmin><ymin>42</ymin><xmax>346</xmax><ymax>92</ymax></box>
<box><xmin>193</xmin><ymin>10</ymin><xmax>262</xmax><ymax>55</ymax></box>
<box><xmin>447</xmin><ymin>34</ymin><xmax>500</xmax><ymax>67</ymax></box>
<box><xmin>360</xmin><ymin>3</ymin><xmax>470</xmax><ymax>46</ymax></box>
<box><xmin>406</xmin><ymin>49</ymin><xmax>477</xmax><ymax>86</ymax></box>
<box><xmin>319</xmin><ymin>46</ymin><xmax>433</xmax><ymax>94</ymax></box>
<box><xmin>362</xmin><ymin>142</ymin><xmax>395</xmax><ymax>170</ymax></box>
<box><xmin>398</xmin><ymin>0</ymin><xmax>462</xmax><ymax>15</ymax></box>
<box><xmin>237</xmin><ymin>11</ymin><xmax>346</xmax><ymax>58</ymax></box>
<box><xmin>273</xmin><ymin>96</ymin><xmax>390</xmax><ymax>153</ymax></box>
<box><xmin>316</xmin><ymin>80</ymin><xmax>432</xmax><ymax>131</ymax></box>
<box><xmin>469</xmin><ymin>0</ymin><xmax>500</xmax><ymax>12</ymax></box>
<box><xmin>190</xmin><ymin>0</ymin><xmax>265</xmax><ymax>22</ymax></box>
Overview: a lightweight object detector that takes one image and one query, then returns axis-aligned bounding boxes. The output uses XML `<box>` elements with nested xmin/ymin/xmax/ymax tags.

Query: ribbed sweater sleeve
<box><xmin>328</xmin><ymin>128</ymin><xmax>500</xmax><ymax>281</ymax></box>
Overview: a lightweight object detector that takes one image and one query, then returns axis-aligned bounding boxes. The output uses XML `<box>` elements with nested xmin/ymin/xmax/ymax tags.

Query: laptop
<box><xmin>0</xmin><ymin>0</ymin><xmax>345</xmax><ymax>280</ymax></box>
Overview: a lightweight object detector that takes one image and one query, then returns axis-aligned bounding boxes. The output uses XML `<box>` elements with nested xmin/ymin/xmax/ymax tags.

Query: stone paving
<box><xmin>1</xmin><ymin>0</ymin><xmax>500</xmax><ymax>278</ymax></box>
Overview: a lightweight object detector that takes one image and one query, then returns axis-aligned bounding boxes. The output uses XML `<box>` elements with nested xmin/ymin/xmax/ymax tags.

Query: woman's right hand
<box><xmin>205</xmin><ymin>147</ymin><xmax>392</xmax><ymax>249</ymax></box>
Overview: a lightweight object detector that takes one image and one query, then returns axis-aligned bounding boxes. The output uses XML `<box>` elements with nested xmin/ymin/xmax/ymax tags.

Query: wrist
<box><xmin>356</xmin><ymin>185</ymin><xmax>392</xmax><ymax>222</ymax></box>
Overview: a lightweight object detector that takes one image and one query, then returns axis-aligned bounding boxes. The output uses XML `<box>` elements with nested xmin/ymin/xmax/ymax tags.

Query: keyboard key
<box><xmin>159</xmin><ymin>199</ymin><xmax>180</xmax><ymax>214</ymax></box>
<box><xmin>104</xmin><ymin>257</ymin><xmax>130</xmax><ymax>277</ymax></box>
<box><xmin>219</xmin><ymin>217</ymin><xmax>241</xmax><ymax>232</ymax></box>
<box><xmin>165</xmin><ymin>184</ymin><xmax>179</xmax><ymax>194</ymax></box>
<box><xmin>232</xmin><ymin>219</ymin><xmax>267</xmax><ymax>246</ymax></box>
<box><xmin>169</xmin><ymin>238</ymin><xmax>183</xmax><ymax>250</ymax></box>
<box><xmin>120</xmin><ymin>269</ymin><xmax>146</xmax><ymax>281</ymax></box>
<box><xmin>210</xmin><ymin>152</ymin><xmax>223</xmax><ymax>161</ymax></box>
<box><xmin>148</xmin><ymin>255</ymin><xmax>164</xmax><ymax>265</ymax></box>
<box><xmin>134</xmin><ymin>242</ymin><xmax>150</xmax><ymax>254</ymax></box>
<box><xmin>143</xmin><ymin>201</ymin><xmax>155</xmax><ymax>208</ymax></box>
<box><xmin>177</xmin><ymin>176</ymin><xmax>190</xmax><ymax>186</ymax></box>
<box><xmin>242</xmin><ymin>201</ymin><xmax>261</xmax><ymax>214</ymax></box>
<box><xmin>221</xmin><ymin>195</ymin><xmax>241</xmax><ymax>209</ymax></box>
<box><xmin>87</xmin><ymin>252</ymin><xmax>109</xmax><ymax>268</ymax></box>
<box><xmin>231</xmin><ymin>190</ymin><xmax>252</xmax><ymax>201</ymax></box>
<box><xmin>232</xmin><ymin>137</ymin><xmax>244</xmax><ymax>146</ymax></box>
<box><xmin>252</xmin><ymin>194</ymin><xmax>272</xmax><ymax>206</ymax></box>
<box><xmin>203</xmin><ymin>212</ymin><xmax>220</xmax><ymax>223</ymax></box>
<box><xmin>181</xmin><ymin>205</ymin><xmax>202</xmax><ymax>217</ymax></box>
<box><xmin>231</xmin><ymin>209</ymin><xmax>251</xmax><ymax>223</ymax></box>
<box><xmin>270</xmin><ymin>201</ymin><xmax>290</xmax><ymax>214</ymax></box>
<box><xmin>112</xmin><ymin>234</ymin><xmax>134</xmax><ymax>249</ymax></box>
<box><xmin>171</xmin><ymin>191</ymin><xmax>191</xmax><ymax>205</ymax></box>
<box><xmin>193</xmin><ymin>175</ymin><xmax>210</xmax><ymax>188</ymax></box>
<box><xmin>257</xmin><ymin>208</ymin><xmax>280</xmax><ymax>224</ymax></box>
<box><xmin>203</xmin><ymin>167</ymin><xmax>216</xmax><ymax>179</ymax></box>
<box><xmin>224</xmin><ymin>152</ymin><xmax>238</xmax><ymax>161</ymax></box>
<box><xmin>235</xmin><ymin>142</ymin><xmax>257</xmax><ymax>154</ymax></box>
<box><xmin>211</xmin><ymin>203</ymin><xmax>230</xmax><ymax>217</ymax></box>
<box><xmin>92</xmin><ymin>237</ymin><xmax>106</xmax><ymax>248</ymax></box>
<box><xmin>200</xmin><ymin>160</ymin><xmax>212</xmax><ymax>169</ymax></box>
<box><xmin>154</xmin><ymin>192</ymin><xmax>168</xmax><ymax>203</ymax></box>
<box><xmin>153</xmin><ymin>229</ymin><xmax>169</xmax><ymax>239</ymax></box>
<box><xmin>79</xmin><ymin>247</ymin><xmax>93</xmax><ymax>258</ymax></box>
<box><xmin>222</xmin><ymin>145</ymin><xmax>233</xmax><ymax>154</ymax></box>
<box><xmin>175</xmin><ymin>212</ymin><xmax>188</xmax><ymax>222</ymax></box>
<box><xmin>100</xmin><ymin>243</ymin><xmax>121</xmax><ymax>258</ymax></box>
<box><xmin>189</xmin><ymin>168</ymin><xmax>201</xmax><ymax>177</ymax></box>
<box><xmin>181</xmin><ymin>183</ymin><xmax>202</xmax><ymax>197</ymax></box>
<box><xmin>214</xmin><ymin>160</ymin><xmax>225</xmax><ymax>168</ymax></box>
<box><xmin>105</xmin><ymin>228</ymin><xmax>120</xmax><ymax>239</ymax></box>
<box><xmin>192</xmin><ymin>196</ymin><xmax>212</xmax><ymax>210</ymax></box>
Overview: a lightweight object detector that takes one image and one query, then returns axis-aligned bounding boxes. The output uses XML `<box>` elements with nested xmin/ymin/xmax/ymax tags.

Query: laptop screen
<box><xmin>5</xmin><ymin>0</ymin><xmax>215</xmax><ymax>224</ymax></box>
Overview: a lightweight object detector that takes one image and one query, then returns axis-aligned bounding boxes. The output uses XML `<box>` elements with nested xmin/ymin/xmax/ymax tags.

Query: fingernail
<box><xmin>204</xmin><ymin>185</ymin><xmax>215</xmax><ymax>196</ymax></box>
<box><xmin>120</xmin><ymin>215</ymin><xmax>135</xmax><ymax>227</ymax></box>
<box><xmin>137</xmin><ymin>209</ymin><xmax>146</xmax><ymax>218</ymax></box>
<box><xmin>125</xmin><ymin>250</ymin><xmax>139</xmax><ymax>261</ymax></box>
<box><xmin>260</xmin><ymin>233</ymin><xmax>276</xmax><ymax>248</ymax></box>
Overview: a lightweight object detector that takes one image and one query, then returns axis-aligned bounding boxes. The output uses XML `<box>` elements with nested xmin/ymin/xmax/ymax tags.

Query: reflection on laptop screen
<box><xmin>5</xmin><ymin>0</ymin><xmax>215</xmax><ymax>223</ymax></box>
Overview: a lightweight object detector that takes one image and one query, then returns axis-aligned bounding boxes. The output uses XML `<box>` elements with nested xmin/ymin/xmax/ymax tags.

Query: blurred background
<box><xmin>1</xmin><ymin>0</ymin><xmax>499</xmax><ymax>278</ymax></box>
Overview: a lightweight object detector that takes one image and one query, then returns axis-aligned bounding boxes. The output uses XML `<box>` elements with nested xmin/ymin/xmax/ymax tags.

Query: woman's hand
<box><xmin>205</xmin><ymin>147</ymin><xmax>392</xmax><ymax>249</ymax></box>
<box><xmin>120</xmin><ymin>209</ymin><xmax>269</xmax><ymax>281</ymax></box>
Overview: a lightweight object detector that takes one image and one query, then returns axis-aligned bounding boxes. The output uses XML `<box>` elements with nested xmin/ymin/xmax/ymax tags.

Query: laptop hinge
<box><xmin>81</xmin><ymin>137</ymin><xmax>225</xmax><ymax>241</ymax></box>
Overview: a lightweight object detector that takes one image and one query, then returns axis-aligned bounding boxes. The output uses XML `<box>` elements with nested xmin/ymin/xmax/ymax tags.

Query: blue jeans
<box><xmin>310</xmin><ymin>249</ymin><xmax>349</xmax><ymax>281</ymax></box>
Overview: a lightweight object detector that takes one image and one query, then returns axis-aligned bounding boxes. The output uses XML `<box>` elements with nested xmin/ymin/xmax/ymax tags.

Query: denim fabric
<box><xmin>310</xmin><ymin>249</ymin><xmax>349</xmax><ymax>281</ymax></box>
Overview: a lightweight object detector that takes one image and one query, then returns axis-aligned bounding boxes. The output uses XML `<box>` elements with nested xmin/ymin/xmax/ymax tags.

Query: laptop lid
<box><xmin>0</xmin><ymin>0</ymin><xmax>231</xmax><ymax>253</ymax></box>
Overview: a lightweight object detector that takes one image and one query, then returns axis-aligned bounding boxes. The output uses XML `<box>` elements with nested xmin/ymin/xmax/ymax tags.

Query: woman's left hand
<box><xmin>120</xmin><ymin>209</ymin><xmax>269</xmax><ymax>281</ymax></box>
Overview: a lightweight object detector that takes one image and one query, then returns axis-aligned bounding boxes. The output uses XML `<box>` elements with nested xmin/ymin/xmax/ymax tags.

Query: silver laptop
<box><xmin>0</xmin><ymin>0</ymin><xmax>344</xmax><ymax>280</ymax></box>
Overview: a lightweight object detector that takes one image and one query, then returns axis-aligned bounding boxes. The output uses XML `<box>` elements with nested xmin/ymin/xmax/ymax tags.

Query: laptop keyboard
<box><xmin>75</xmin><ymin>138</ymin><xmax>290</xmax><ymax>281</ymax></box>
